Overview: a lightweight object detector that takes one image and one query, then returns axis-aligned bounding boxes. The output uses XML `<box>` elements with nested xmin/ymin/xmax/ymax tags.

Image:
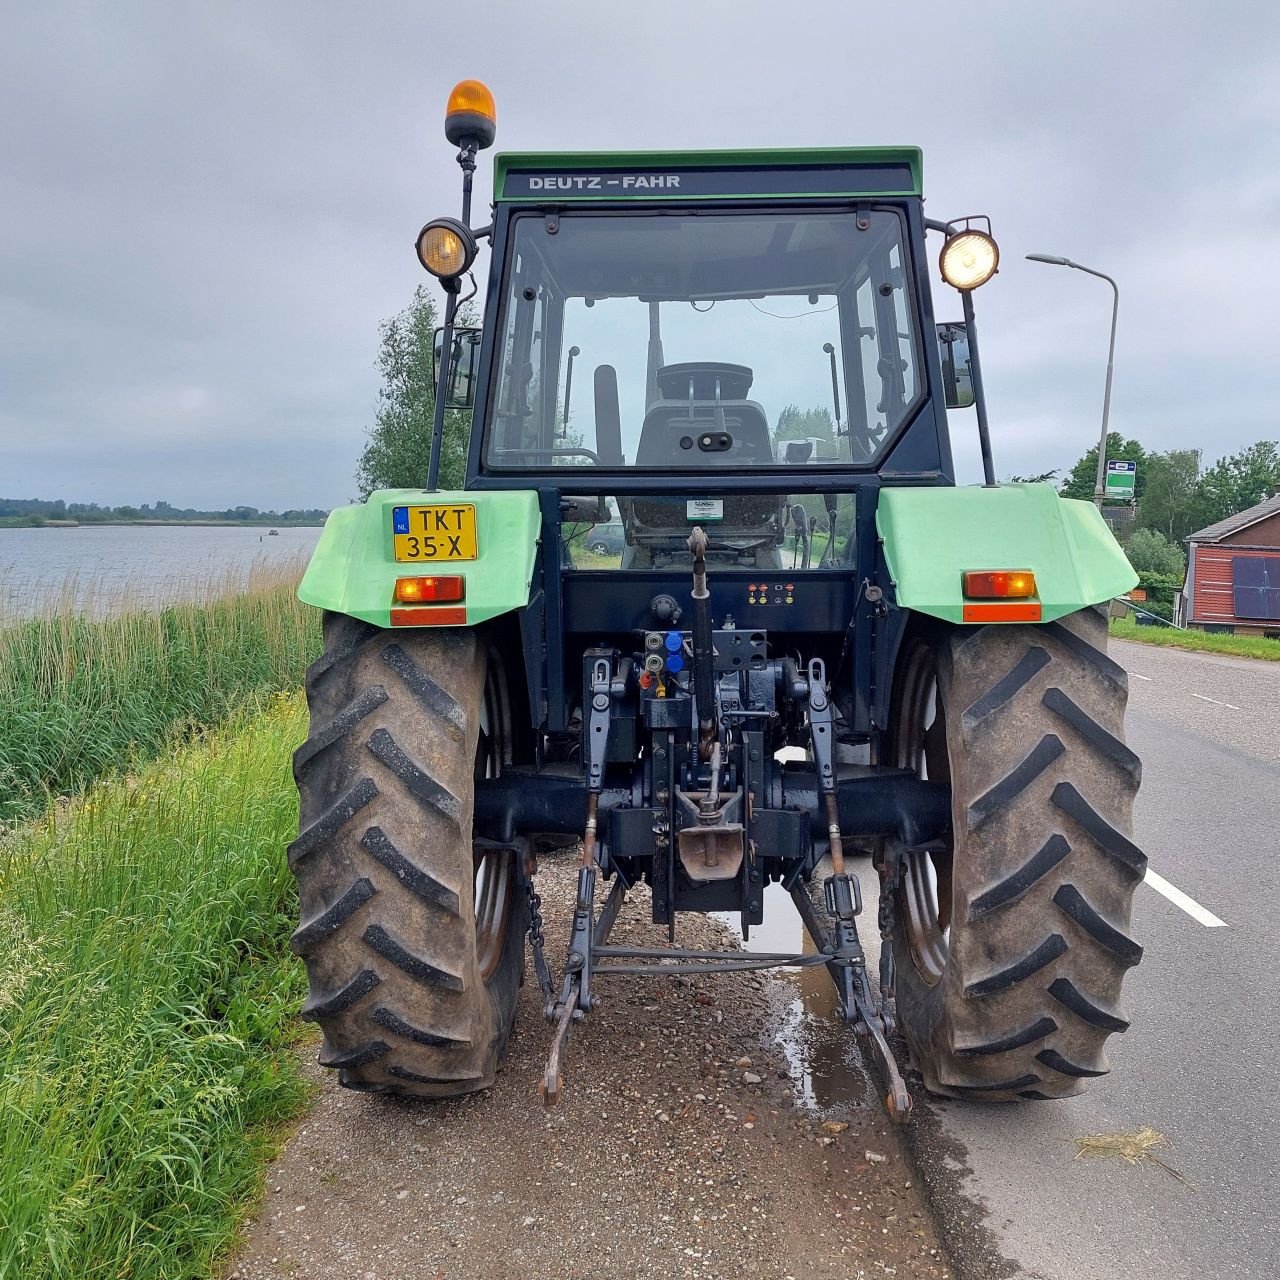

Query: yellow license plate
<box><xmin>392</xmin><ymin>503</ymin><xmax>479</xmax><ymax>561</ymax></box>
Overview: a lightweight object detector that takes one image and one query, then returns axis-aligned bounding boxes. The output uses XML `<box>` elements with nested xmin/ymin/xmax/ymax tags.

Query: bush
<box><xmin>1125</xmin><ymin>528</ymin><xmax>1185</xmax><ymax>577</ymax></box>
<box><xmin>1130</xmin><ymin>597</ymin><xmax>1173</xmax><ymax>622</ymax></box>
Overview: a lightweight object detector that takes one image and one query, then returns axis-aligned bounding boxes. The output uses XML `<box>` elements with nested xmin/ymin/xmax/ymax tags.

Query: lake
<box><xmin>0</xmin><ymin>524</ymin><xmax>325</xmax><ymax>619</ymax></box>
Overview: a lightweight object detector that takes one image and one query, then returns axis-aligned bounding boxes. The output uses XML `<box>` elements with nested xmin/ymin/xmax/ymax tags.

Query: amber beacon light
<box><xmin>445</xmin><ymin>79</ymin><xmax>497</xmax><ymax>149</ymax></box>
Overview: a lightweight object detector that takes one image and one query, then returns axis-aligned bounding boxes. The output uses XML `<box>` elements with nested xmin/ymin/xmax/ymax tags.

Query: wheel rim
<box><xmin>474</xmin><ymin>653</ymin><xmax>515</xmax><ymax>982</ymax></box>
<box><xmin>892</xmin><ymin>641</ymin><xmax>953</xmax><ymax>987</ymax></box>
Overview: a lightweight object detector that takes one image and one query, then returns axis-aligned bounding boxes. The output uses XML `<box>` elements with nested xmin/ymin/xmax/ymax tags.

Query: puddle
<box><xmin>715</xmin><ymin>866</ymin><xmax>882</xmax><ymax>1114</ymax></box>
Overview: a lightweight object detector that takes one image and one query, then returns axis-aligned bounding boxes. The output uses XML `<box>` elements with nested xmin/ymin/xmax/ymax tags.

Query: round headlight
<box><xmin>415</xmin><ymin>217</ymin><xmax>477</xmax><ymax>280</ymax></box>
<box><xmin>940</xmin><ymin>231</ymin><xmax>1000</xmax><ymax>291</ymax></box>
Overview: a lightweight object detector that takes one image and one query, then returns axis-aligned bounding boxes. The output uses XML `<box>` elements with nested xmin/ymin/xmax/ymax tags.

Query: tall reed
<box><xmin>0</xmin><ymin>562</ymin><xmax>320</xmax><ymax>824</ymax></box>
<box><xmin>0</xmin><ymin>694</ymin><xmax>312</xmax><ymax>1280</ymax></box>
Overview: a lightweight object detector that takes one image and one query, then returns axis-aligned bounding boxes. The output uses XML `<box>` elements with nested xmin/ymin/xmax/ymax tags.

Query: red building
<box><xmin>1184</xmin><ymin>493</ymin><xmax>1280</xmax><ymax>633</ymax></box>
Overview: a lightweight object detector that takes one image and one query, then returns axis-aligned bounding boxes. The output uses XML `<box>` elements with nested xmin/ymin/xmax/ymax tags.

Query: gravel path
<box><xmin>227</xmin><ymin>855</ymin><xmax>953</xmax><ymax>1280</ymax></box>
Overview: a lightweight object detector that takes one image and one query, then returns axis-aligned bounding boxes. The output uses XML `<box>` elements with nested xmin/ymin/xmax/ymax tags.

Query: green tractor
<box><xmin>288</xmin><ymin>81</ymin><xmax>1143</xmax><ymax>1117</ymax></box>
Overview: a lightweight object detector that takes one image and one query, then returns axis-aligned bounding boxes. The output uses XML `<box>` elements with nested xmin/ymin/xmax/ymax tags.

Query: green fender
<box><xmin>298</xmin><ymin>488</ymin><xmax>541</xmax><ymax>628</ymax></box>
<box><xmin>876</xmin><ymin>483</ymin><xmax>1136</xmax><ymax>624</ymax></box>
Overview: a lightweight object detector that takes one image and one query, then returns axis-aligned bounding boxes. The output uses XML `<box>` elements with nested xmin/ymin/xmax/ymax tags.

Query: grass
<box><xmin>0</xmin><ymin>694</ymin><xmax>312</xmax><ymax>1280</ymax></box>
<box><xmin>1073</xmin><ymin>1127</ymin><xmax>1190</xmax><ymax>1186</ymax></box>
<box><xmin>0</xmin><ymin>562</ymin><xmax>321</xmax><ymax>824</ymax></box>
<box><xmin>1109</xmin><ymin>615</ymin><xmax>1280</xmax><ymax>661</ymax></box>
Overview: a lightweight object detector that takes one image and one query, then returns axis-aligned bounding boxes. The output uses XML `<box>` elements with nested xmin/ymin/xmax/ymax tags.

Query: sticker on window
<box><xmin>686</xmin><ymin>499</ymin><xmax>724</xmax><ymax>521</ymax></box>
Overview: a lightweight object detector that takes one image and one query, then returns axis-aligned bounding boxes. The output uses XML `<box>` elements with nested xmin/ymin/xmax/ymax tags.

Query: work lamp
<box><xmin>940</xmin><ymin>230</ymin><xmax>1000</xmax><ymax>291</ymax></box>
<box><xmin>416</xmin><ymin>217</ymin><xmax>477</xmax><ymax>280</ymax></box>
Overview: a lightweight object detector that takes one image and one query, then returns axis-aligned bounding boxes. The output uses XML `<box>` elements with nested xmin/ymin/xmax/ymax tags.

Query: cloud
<box><xmin>1</xmin><ymin>0</ymin><xmax>1277</xmax><ymax>506</ymax></box>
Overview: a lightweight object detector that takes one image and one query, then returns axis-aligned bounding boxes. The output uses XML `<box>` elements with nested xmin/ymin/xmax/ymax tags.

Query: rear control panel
<box><xmin>747</xmin><ymin>581</ymin><xmax>796</xmax><ymax>606</ymax></box>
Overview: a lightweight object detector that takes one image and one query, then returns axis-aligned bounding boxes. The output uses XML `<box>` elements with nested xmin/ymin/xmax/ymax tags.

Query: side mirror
<box><xmin>433</xmin><ymin>326</ymin><xmax>483</xmax><ymax>409</ymax></box>
<box><xmin>936</xmin><ymin>323</ymin><xmax>975</xmax><ymax>409</ymax></box>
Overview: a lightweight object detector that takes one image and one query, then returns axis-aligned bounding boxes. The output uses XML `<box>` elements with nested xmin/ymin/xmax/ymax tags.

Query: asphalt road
<box><xmin>905</xmin><ymin>639</ymin><xmax>1280</xmax><ymax>1279</ymax></box>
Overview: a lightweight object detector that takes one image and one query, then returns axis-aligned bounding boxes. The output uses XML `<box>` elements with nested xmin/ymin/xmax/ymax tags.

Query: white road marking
<box><xmin>1190</xmin><ymin>692</ymin><xmax>1240</xmax><ymax>710</ymax></box>
<box><xmin>1127</xmin><ymin>671</ymin><xmax>1153</xmax><ymax>681</ymax></box>
<box><xmin>1143</xmin><ymin>868</ymin><xmax>1228</xmax><ymax>928</ymax></box>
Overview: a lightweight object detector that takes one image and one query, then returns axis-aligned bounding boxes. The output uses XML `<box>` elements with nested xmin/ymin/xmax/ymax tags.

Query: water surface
<box><xmin>0</xmin><ymin>524</ymin><xmax>323</xmax><ymax>618</ymax></box>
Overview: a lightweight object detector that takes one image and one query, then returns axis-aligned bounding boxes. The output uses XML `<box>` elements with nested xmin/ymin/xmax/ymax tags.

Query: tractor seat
<box><xmin>635</xmin><ymin>362</ymin><xmax>774</xmax><ymax>467</ymax></box>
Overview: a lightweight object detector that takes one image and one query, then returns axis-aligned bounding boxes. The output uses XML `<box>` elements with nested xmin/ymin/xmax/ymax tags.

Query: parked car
<box><xmin>585</xmin><ymin>522</ymin><xmax>625</xmax><ymax>556</ymax></box>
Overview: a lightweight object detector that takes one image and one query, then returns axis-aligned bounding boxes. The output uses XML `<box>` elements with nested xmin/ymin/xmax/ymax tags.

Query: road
<box><xmin>904</xmin><ymin>639</ymin><xmax>1280</xmax><ymax>1279</ymax></box>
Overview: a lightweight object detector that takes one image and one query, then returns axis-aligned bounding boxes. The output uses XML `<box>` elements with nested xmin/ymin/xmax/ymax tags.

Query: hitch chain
<box><xmin>524</xmin><ymin>878</ymin><xmax>556</xmax><ymax>1015</ymax></box>
<box><xmin>874</xmin><ymin>848</ymin><xmax>905</xmax><ymax>1031</ymax></box>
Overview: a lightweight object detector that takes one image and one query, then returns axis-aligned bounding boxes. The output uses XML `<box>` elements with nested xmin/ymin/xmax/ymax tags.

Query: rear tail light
<box><xmin>962</xmin><ymin>570</ymin><xmax>1037</xmax><ymax>599</ymax></box>
<box><xmin>394</xmin><ymin>575</ymin><xmax>465</xmax><ymax>603</ymax></box>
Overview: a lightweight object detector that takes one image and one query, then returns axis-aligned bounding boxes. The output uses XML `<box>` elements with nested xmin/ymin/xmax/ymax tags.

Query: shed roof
<box><xmin>1188</xmin><ymin>492</ymin><xmax>1280</xmax><ymax>544</ymax></box>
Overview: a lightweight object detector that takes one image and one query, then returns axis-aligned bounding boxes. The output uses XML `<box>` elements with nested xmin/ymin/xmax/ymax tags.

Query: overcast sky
<box><xmin>3</xmin><ymin>1</ymin><xmax>1277</xmax><ymax>510</ymax></box>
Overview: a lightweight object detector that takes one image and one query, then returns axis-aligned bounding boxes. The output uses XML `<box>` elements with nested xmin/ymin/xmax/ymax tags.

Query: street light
<box><xmin>1026</xmin><ymin>253</ymin><xmax>1119</xmax><ymax>509</ymax></box>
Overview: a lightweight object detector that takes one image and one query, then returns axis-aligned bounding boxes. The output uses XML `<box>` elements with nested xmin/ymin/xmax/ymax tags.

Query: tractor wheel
<box><xmin>288</xmin><ymin>613</ymin><xmax>527</xmax><ymax>1097</ymax></box>
<box><xmin>887</xmin><ymin>606</ymin><xmax>1144</xmax><ymax>1101</ymax></box>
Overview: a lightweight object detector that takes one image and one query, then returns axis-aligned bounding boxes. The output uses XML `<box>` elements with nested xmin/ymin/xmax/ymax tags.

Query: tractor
<box><xmin>288</xmin><ymin>80</ymin><xmax>1144</xmax><ymax>1117</ymax></box>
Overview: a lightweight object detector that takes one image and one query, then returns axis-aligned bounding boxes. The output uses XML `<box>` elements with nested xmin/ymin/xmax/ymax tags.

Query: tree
<box><xmin>1195</xmin><ymin>440</ymin><xmax>1280</xmax><ymax>530</ymax></box>
<box><xmin>356</xmin><ymin>287</ymin><xmax>474</xmax><ymax>496</ymax></box>
<box><xmin>1134</xmin><ymin>449</ymin><xmax>1205</xmax><ymax>545</ymax></box>
<box><xmin>1124</xmin><ymin>528</ymin><xmax>1185</xmax><ymax>577</ymax></box>
<box><xmin>1058</xmin><ymin>432</ymin><xmax>1147</xmax><ymax>501</ymax></box>
<box><xmin>1006</xmin><ymin>469</ymin><xmax>1060</xmax><ymax>484</ymax></box>
<box><xmin>774</xmin><ymin>404</ymin><xmax>835</xmax><ymax>444</ymax></box>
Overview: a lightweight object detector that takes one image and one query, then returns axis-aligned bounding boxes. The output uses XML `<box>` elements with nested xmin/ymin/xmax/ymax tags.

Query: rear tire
<box><xmin>289</xmin><ymin>614</ymin><xmax>526</xmax><ymax>1097</ymax></box>
<box><xmin>888</xmin><ymin>606</ymin><xmax>1144</xmax><ymax>1101</ymax></box>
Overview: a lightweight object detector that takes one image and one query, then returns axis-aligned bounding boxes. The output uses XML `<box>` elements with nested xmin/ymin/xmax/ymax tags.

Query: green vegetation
<box><xmin>774</xmin><ymin>403</ymin><xmax>836</xmax><ymax>444</ymax></box>
<box><xmin>1059</xmin><ymin>432</ymin><xmax>1148</xmax><ymax>502</ymax></box>
<box><xmin>1110</xmin><ymin>615</ymin><xmax>1280</xmax><ymax>661</ymax></box>
<box><xmin>1060</xmin><ymin>433</ymin><xmax>1280</xmax><ymax>543</ymax></box>
<box><xmin>0</xmin><ymin>497</ymin><xmax>327</xmax><ymax>528</ymax></box>
<box><xmin>0</xmin><ymin>695</ymin><xmax>311</xmax><ymax>1280</ymax></box>
<box><xmin>0</xmin><ymin>568</ymin><xmax>320</xmax><ymax>824</ymax></box>
<box><xmin>356</xmin><ymin>285</ymin><xmax>476</xmax><ymax>495</ymax></box>
<box><xmin>1124</xmin><ymin>528</ymin><xmax>1185</xmax><ymax>577</ymax></box>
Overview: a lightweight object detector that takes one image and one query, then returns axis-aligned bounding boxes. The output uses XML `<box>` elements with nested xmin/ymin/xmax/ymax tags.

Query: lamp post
<box><xmin>1026</xmin><ymin>254</ymin><xmax>1119</xmax><ymax>509</ymax></box>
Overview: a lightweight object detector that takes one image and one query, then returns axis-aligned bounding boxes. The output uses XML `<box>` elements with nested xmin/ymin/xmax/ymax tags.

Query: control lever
<box><xmin>686</xmin><ymin>526</ymin><xmax>716</xmax><ymax>759</ymax></box>
<box><xmin>558</xmin><ymin>345</ymin><xmax>580</xmax><ymax>438</ymax></box>
<box><xmin>822</xmin><ymin>341</ymin><xmax>844</xmax><ymax>438</ymax></box>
